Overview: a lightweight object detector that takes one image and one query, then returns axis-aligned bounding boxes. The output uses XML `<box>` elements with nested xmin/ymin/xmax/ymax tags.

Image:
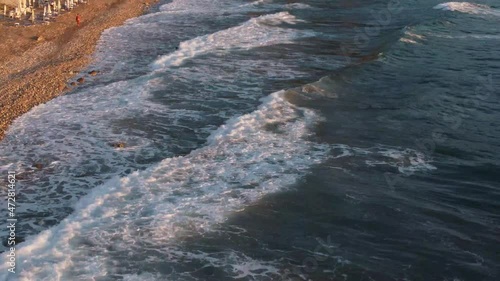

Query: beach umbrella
<box><xmin>43</xmin><ymin>5</ymin><xmax>46</xmax><ymax>17</ymax></box>
<box><xmin>30</xmin><ymin>9</ymin><xmax>35</xmax><ymax>23</ymax></box>
<box><xmin>21</xmin><ymin>0</ymin><xmax>26</xmax><ymax>15</ymax></box>
<box><xmin>17</xmin><ymin>0</ymin><xmax>24</xmax><ymax>16</ymax></box>
<box><xmin>47</xmin><ymin>3</ymin><xmax>51</xmax><ymax>15</ymax></box>
<box><xmin>3</xmin><ymin>5</ymin><xmax>6</xmax><ymax>16</ymax></box>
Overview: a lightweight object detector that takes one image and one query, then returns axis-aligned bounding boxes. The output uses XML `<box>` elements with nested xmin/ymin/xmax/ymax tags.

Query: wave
<box><xmin>241</xmin><ymin>0</ymin><xmax>313</xmax><ymax>10</ymax></box>
<box><xmin>0</xmin><ymin>5</ymin><xmax>318</xmax><ymax>247</ymax></box>
<box><xmin>159</xmin><ymin>0</ymin><xmax>237</xmax><ymax>13</ymax></box>
<box><xmin>429</xmin><ymin>33</ymin><xmax>500</xmax><ymax>39</ymax></box>
<box><xmin>152</xmin><ymin>11</ymin><xmax>311</xmax><ymax>68</ymax></box>
<box><xmin>331</xmin><ymin>144</ymin><xmax>436</xmax><ymax>175</ymax></box>
<box><xmin>399</xmin><ymin>29</ymin><xmax>426</xmax><ymax>44</ymax></box>
<box><xmin>158</xmin><ymin>0</ymin><xmax>313</xmax><ymax>15</ymax></box>
<box><xmin>0</xmin><ymin>90</ymin><xmax>328</xmax><ymax>280</ymax></box>
<box><xmin>434</xmin><ymin>2</ymin><xmax>500</xmax><ymax>16</ymax></box>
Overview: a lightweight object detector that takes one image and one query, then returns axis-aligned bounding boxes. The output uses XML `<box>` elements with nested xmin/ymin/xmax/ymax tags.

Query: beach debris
<box><xmin>76</xmin><ymin>77</ymin><xmax>85</xmax><ymax>83</ymax></box>
<box><xmin>34</xmin><ymin>35</ymin><xmax>44</xmax><ymax>41</ymax></box>
<box><xmin>88</xmin><ymin>70</ymin><xmax>99</xmax><ymax>76</ymax></box>
<box><xmin>110</xmin><ymin>142</ymin><xmax>126</xmax><ymax>148</ymax></box>
<box><xmin>32</xmin><ymin>163</ymin><xmax>43</xmax><ymax>170</ymax></box>
<box><xmin>70</xmin><ymin>81</ymin><xmax>77</xmax><ymax>86</ymax></box>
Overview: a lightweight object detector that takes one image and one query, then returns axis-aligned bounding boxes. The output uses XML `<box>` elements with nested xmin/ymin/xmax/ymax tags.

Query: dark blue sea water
<box><xmin>0</xmin><ymin>0</ymin><xmax>499</xmax><ymax>280</ymax></box>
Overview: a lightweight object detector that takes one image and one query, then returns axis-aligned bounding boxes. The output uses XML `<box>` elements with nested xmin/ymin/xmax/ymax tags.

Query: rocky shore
<box><xmin>0</xmin><ymin>0</ymin><xmax>155</xmax><ymax>140</ymax></box>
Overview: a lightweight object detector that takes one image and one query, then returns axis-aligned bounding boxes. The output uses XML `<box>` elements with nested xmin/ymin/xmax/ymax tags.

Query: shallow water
<box><xmin>0</xmin><ymin>0</ymin><xmax>499</xmax><ymax>280</ymax></box>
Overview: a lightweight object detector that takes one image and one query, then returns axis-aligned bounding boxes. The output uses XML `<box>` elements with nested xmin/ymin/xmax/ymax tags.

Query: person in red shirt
<box><xmin>76</xmin><ymin>14</ymin><xmax>81</xmax><ymax>26</ymax></box>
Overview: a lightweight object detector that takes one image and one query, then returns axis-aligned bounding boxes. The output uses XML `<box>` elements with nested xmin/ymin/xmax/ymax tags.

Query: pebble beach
<box><xmin>0</xmin><ymin>0</ymin><xmax>155</xmax><ymax>139</ymax></box>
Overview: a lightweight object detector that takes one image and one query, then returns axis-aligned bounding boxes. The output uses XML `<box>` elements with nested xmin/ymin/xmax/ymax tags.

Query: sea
<box><xmin>0</xmin><ymin>0</ymin><xmax>499</xmax><ymax>280</ymax></box>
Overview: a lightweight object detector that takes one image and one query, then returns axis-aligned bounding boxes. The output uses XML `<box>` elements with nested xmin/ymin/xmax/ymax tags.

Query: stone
<box><xmin>88</xmin><ymin>70</ymin><xmax>99</xmax><ymax>76</ymax></box>
<box><xmin>110</xmin><ymin>142</ymin><xmax>126</xmax><ymax>148</ymax></box>
<box><xmin>77</xmin><ymin>77</ymin><xmax>85</xmax><ymax>83</ymax></box>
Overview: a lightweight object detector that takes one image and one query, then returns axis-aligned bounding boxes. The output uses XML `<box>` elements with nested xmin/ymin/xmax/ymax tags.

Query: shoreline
<box><xmin>0</xmin><ymin>0</ymin><xmax>156</xmax><ymax>140</ymax></box>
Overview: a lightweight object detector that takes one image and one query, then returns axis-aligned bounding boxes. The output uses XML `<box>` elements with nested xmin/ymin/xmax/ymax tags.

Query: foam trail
<box><xmin>434</xmin><ymin>2</ymin><xmax>500</xmax><ymax>16</ymax></box>
<box><xmin>0</xmin><ymin>91</ymin><xmax>328</xmax><ymax>280</ymax></box>
<box><xmin>152</xmin><ymin>12</ymin><xmax>310</xmax><ymax>69</ymax></box>
<box><xmin>331</xmin><ymin>144</ymin><xmax>436</xmax><ymax>175</ymax></box>
<box><xmin>428</xmin><ymin>33</ymin><xmax>500</xmax><ymax>39</ymax></box>
<box><xmin>241</xmin><ymin>0</ymin><xmax>313</xmax><ymax>10</ymax></box>
<box><xmin>399</xmin><ymin>29</ymin><xmax>426</xmax><ymax>44</ymax></box>
<box><xmin>159</xmin><ymin>0</ymin><xmax>236</xmax><ymax>13</ymax></box>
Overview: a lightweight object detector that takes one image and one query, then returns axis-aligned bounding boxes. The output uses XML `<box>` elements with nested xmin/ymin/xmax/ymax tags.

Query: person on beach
<box><xmin>76</xmin><ymin>14</ymin><xmax>81</xmax><ymax>26</ymax></box>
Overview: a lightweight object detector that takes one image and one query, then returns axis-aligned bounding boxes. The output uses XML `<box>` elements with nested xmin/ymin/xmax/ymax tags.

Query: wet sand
<box><xmin>0</xmin><ymin>0</ymin><xmax>155</xmax><ymax>140</ymax></box>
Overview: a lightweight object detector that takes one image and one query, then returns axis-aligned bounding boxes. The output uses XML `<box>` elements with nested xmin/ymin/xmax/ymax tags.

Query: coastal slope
<box><xmin>0</xmin><ymin>0</ymin><xmax>153</xmax><ymax>139</ymax></box>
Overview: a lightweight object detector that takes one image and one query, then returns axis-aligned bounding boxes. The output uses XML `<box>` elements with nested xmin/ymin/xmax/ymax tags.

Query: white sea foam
<box><xmin>159</xmin><ymin>0</ymin><xmax>235</xmax><ymax>13</ymax></box>
<box><xmin>285</xmin><ymin>3</ymin><xmax>313</xmax><ymax>10</ymax></box>
<box><xmin>0</xmin><ymin>91</ymin><xmax>327</xmax><ymax>280</ymax></box>
<box><xmin>0</xmin><ymin>4</ymin><xmax>317</xmax><ymax>247</ymax></box>
<box><xmin>370</xmin><ymin>147</ymin><xmax>437</xmax><ymax>174</ymax></box>
<box><xmin>400</xmin><ymin>38</ymin><xmax>419</xmax><ymax>44</ymax></box>
<box><xmin>152</xmin><ymin>12</ymin><xmax>311</xmax><ymax>69</ymax></box>
<box><xmin>0</xmin><ymin>69</ymin><xmax>218</xmax><ymax>241</ymax></box>
<box><xmin>429</xmin><ymin>33</ymin><xmax>500</xmax><ymax>39</ymax></box>
<box><xmin>434</xmin><ymin>2</ymin><xmax>500</xmax><ymax>16</ymax></box>
<box><xmin>400</xmin><ymin>29</ymin><xmax>426</xmax><ymax>44</ymax></box>
<box><xmin>331</xmin><ymin>144</ymin><xmax>436</xmax><ymax>175</ymax></box>
<box><xmin>405</xmin><ymin>31</ymin><xmax>425</xmax><ymax>40</ymax></box>
<box><xmin>241</xmin><ymin>0</ymin><xmax>313</xmax><ymax>10</ymax></box>
<box><xmin>118</xmin><ymin>249</ymin><xmax>281</xmax><ymax>280</ymax></box>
